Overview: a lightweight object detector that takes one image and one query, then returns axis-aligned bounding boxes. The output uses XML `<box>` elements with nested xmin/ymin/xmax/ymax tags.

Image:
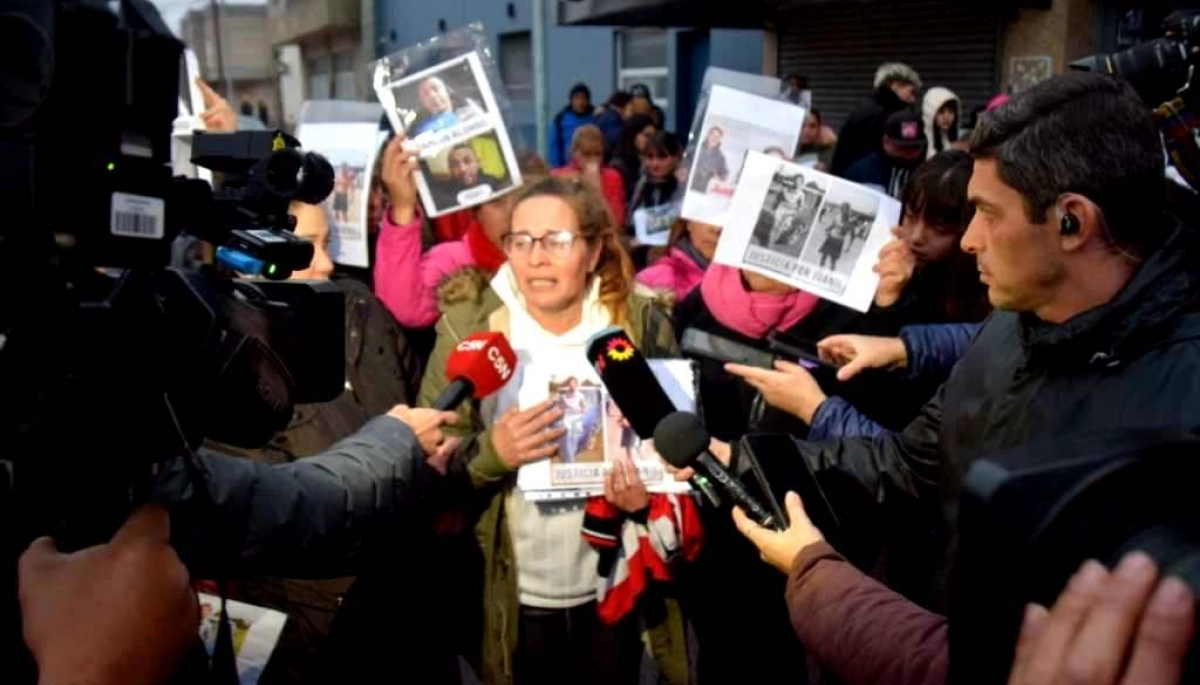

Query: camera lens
<box><xmin>295</xmin><ymin>152</ymin><xmax>335</xmax><ymax>206</ymax></box>
<box><xmin>1111</xmin><ymin>38</ymin><xmax>1191</xmax><ymax>105</ymax></box>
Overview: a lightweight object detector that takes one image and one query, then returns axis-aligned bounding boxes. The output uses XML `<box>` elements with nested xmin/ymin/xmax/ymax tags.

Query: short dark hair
<box><xmin>609</xmin><ymin>91</ymin><xmax>633</xmax><ymax>108</ymax></box>
<box><xmin>809</xmin><ymin>108</ymin><xmax>822</xmax><ymax>124</ymax></box>
<box><xmin>902</xmin><ymin>150</ymin><xmax>975</xmax><ymax>235</ymax></box>
<box><xmin>970</xmin><ymin>72</ymin><xmax>1166</xmax><ymax>255</ymax></box>
<box><xmin>644</xmin><ymin>130</ymin><xmax>681</xmax><ymax>157</ymax></box>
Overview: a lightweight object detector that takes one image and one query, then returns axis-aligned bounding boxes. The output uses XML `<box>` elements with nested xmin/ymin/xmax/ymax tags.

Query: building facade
<box><xmin>181</xmin><ymin>3</ymin><xmax>279</xmax><ymax>125</ymax></box>
<box><xmin>270</xmin><ymin>0</ymin><xmax>366</xmax><ymax>129</ymax></box>
<box><xmin>375</xmin><ymin>1</ymin><xmax>771</xmax><ymax>154</ymax></box>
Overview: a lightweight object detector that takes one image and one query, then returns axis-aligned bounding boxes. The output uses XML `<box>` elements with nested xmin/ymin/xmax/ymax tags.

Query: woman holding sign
<box><xmin>418</xmin><ymin>177</ymin><xmax>694</xmax><ymax>685</ymax></box>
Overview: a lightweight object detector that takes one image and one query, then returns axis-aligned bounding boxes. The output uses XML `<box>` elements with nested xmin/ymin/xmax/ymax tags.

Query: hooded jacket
<box><xmin>922</xmin><ymin>87</ymin><xmax>961</xmax><ymax>159</ymax></box>
<box><xmin>830</xmin><ymin>86</ymin><xmax>911</xmax><ymax>175</ymax></box>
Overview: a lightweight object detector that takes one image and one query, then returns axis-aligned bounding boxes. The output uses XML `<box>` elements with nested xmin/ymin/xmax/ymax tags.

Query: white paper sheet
<box><xmin>198</xmin><ymin>593</ymin><xmax>288</xmax><ymax>685</ymax></box>
<box><xmin>632</xmin><ymin>203</ymin><xmax>679</xmax><ymax>247</ymax></box>
<box><xmin>516</xmin><ymin>359</ymin><xmax>695</xmax><ymax>501</ymax></box>
<box><xmin>681</xmin><ymin>85</ymin><xmax>806</xmax><ymax>228</ymax></box>
<box><xmin>714</xmin><ymin>151</ymin><xmax>901</xmax><ymax>313</ymax></box>
<box><xmin>292</xmin><ymin>122</ymin><xmax>380</xmax><ymax>268</ymax></box>
<box><xmin>374</xmin><ymin>52</ymin><xmax>522</xmax><ymax>217</ymax></box>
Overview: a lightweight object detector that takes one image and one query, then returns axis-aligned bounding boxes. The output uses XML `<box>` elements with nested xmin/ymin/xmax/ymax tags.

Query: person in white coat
<box><xmin>922</xmin><ymin>86</ymin><xmax>962</xmax><ymax>159</ymax></box>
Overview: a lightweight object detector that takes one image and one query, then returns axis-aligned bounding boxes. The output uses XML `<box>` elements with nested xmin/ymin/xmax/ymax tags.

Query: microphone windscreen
<box><xmin>586</xmin><ymin>326</ymin><xmax>677</xmax><ymax>439</ymax></box>
<box><xmin>444</xmin><ymin>332</ymin><xmax>517</xmax><ymax>399</ymax></box>
<box><xmin>653</xmin><ymin>411</ymin><xmax>711</xmax><ymax>469</ymax></box>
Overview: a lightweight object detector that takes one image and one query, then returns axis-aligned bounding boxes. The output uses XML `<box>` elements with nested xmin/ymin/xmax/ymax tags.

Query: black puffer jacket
<box><xmin>830</xmin><ymin>86</ymin><xmax>911</xmax><ymax>176</ymax></box>
<box><xmin>798</xmin><ymin>221</ymin><xmax>1200</xmax><ymax>605</ymax></box>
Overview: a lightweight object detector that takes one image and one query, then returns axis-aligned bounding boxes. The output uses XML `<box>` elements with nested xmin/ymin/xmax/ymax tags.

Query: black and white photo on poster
<box><xmin>714</xmin><ymin>151</ymin><xmax>901</xmax><ymax>312</ymax></box>
<box><xmin>373</xmin><ymin>49</ymin><xmax>523</xmax><ymax>217</ymax></box>
<box><xmin>798</xmin><ymin>182</ymin><xmax>881</xmax><ymax>293</ymax></box>
<box><xmin>682</xmin><ymin>85</ymin><xmax>806</xmax><ymax>227</ymax></box>
<box><xmin>748</xmin><ymin>166</ymin><xmax>828</xmax><ymax>260</ymax></box>
<box><xmin>633</xmin><ymin>202</ymin><xmax>679</xmax><ymax>246</ymax></box>
<box><xmin>418</xmin><ymin>130</ymin><xmax>516</xmax><ymax>214</ymax></box>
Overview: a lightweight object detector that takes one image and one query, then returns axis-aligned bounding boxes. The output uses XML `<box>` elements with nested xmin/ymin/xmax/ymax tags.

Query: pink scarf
<box><xmin>700</xmin><ymin>264</ymin><xmax>820</xmax><ymax>338</ymax></box>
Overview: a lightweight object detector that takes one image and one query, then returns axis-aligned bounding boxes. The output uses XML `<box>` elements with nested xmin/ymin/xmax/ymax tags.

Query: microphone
<box><xmin>432</xmin><ymin>332</ymin><xmax>518</xmax><ymax>411</ymax></box>
<box><xmin>585</xmin><ymin>326</ymin><xmax>677</xmax><ymax>439</ymax></box>
<box><xmin>654</xmin><ymin>411</ymin><xmax>783</xmax><ymax>531</ymax></box>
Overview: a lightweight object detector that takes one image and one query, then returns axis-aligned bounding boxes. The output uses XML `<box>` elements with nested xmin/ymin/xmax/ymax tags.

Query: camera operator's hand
<box><xmin>818</xmin><ymin>334</ymin><xmax>908</xmax><ymax>382</ymax></box>
<box><xmin>196</xmin><ymin>77</ymin><xmax>237</xmax><ymax>133</ymax></box>
<box><xmin>20</xmin><ymin>506</ymin><xmax>198</xmax><ymax>685</ymax></box>
<box><xmin>725</xmin><ymin>360</ymin><xmax>827</xmax><ymax>424</ymax></box>
<box><xmin>733</xmin><ymin>491</ymin><xmax>825</xmax><ymax>574</ymax></box>
<box><xmin>873</xmin><ymin>232</ymin><xmax>917</xmax><ymax>308</ymax></box>
<box><xmin>386</xmin><ymin>405</ymin><xmax>462</xmax><ymax>474</ymax></box>
<box><xmin>1007</xmin><ymin>552</ymin><xmax>1195</xmax><ymax>685</ymax></box>
<box><xmin>381</xmin><ymin>135</ymin><xmax>420</xmax><ymax>226</ymax></box>
<box><xmin>491</xmin><ymin>400</ymin><xmax>566</xmax><ymax>471</ymax></box>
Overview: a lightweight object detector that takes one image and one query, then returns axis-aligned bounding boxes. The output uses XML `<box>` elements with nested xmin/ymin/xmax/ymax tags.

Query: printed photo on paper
<box><xmin>632</xmin><ymin>202</ymin><xmax>678</xmax><ymax>246</ymax></box>
<box><xmin>715</xmin><ymin>151</ymin><xmax>900</xmax><ymax>312</ymax></box>
<box><xmin>682</xmin><ymin>85</ymin><xmax>806</xmax><ymax>227</ymax></box>
<box><xmin>373</xmin><ymin>51</ymin><xmax>523</xmax><ymax>217</ymax></box>
<box><xmin>292</xmin><ymin>122</ymin><xmax>379</xmax><ymax>268</ymax></box>
<box><xmin>517</xmin><ymin>360</ymin><xmax>695</xmax><ymax>499</ymax></box>
<box><xmin>419</xmin><ymin>130</ymin><xmax>516</xmax><ymax>214</ymax></box>
<box><xmin>198</xmin><ymin>593</ymin><xmax>288</xmax><ymax>685</ymax></box>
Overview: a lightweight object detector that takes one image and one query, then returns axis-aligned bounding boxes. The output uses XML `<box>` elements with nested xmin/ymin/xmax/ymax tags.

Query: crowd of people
<box><xmin>21</xmin><ymin>62</ymin><xmax>1200</xmax><ymax>685</ymax></box>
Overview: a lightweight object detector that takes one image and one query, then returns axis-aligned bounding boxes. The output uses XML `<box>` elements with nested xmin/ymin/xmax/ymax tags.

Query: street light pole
<box><xmin>210</xmin><ymin>0</ymin><xmax>233</xmax><ymax>100</ymax></box>
<box><xmin>532</xmin><ymin>0</ymin><xmax>548</xmax><ymax>160</ymax></box>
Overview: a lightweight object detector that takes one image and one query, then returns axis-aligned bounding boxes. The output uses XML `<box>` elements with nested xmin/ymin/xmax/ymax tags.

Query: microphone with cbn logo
<box><xmin>432</xmin><ymin>332</ymin><xmax>518</xmax><ymax>411</ymax></box>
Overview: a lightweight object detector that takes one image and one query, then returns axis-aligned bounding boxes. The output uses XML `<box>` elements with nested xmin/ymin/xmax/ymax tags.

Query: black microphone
<box><xmin>585</xmin><ymin>326</ymin><xmax>677</xmax><ymax>439</ymax></box>
<box><xmin>654</xmin><ymin>411</ymin><xmax>783</xmax><ymax>531</ymax></box>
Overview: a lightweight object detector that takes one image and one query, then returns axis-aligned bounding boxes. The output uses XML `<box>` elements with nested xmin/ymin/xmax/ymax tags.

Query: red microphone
<box><xmin>432</xmin><ymin>332</ymin><xmax>518</xmax><ymax>411</ymax></box>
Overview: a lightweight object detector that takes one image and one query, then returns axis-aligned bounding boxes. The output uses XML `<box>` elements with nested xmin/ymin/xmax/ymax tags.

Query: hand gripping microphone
<box><xmin>432</xmin><ymin>332</ymin><xmax>518</xmax><ymax>411</ymax></box>
<box><xmin>585</xmin><ymin>326</ymin><xmax>677</xmax><ymax>439</ymax></box>
<box><xmin>654</xmin><ymin>411</ymin><xmax>783</xmax><ymax>531</ymax></box>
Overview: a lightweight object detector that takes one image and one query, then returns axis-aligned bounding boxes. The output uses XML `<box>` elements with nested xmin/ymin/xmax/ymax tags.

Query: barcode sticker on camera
<box><xmin>111</xmin><ymin>193</ymin><xmax>165</xmax><ymax>240</ymax></box>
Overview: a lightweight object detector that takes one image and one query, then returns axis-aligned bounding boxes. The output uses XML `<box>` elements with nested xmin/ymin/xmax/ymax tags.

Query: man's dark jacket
<box><xmin>830</xmin><ymin>86</ymin><xmax>911</xmax><ymax>176</ymax></box>
<box><xmin>797</xmin><ymin>221</ymin><xmax>1200</xmax><ymax>606</ymax></box>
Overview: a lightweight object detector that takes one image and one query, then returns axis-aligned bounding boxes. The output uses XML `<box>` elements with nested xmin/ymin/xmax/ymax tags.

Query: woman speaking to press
<box><xmin>418</xmin><ymin>176</ymin><xmax>691</xmax><ymax>685</ymax></box>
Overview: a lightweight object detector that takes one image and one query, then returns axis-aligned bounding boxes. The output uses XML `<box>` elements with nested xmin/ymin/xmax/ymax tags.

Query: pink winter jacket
<box><xmin>374</xmin><ymin>211</ymin><xmax>476</xmax><ymax>329</ymax></box>
<box><xmin>636</xmin><ymin>247</ymin><xmax>706</xmax><ymax>303</ymax></box>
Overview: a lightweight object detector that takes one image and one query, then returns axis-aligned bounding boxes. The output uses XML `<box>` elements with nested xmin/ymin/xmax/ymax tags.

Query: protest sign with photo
<box><xmin>516</xmin><ymin>360</ymin><xmax>696</xmax><ymax>500</ymax></box>
<box><xmin>198</xmin><ymin>593</ymin><xmax>288</xmax><ymax>685</ymax></box>
<box><xmin>374</xmin><ymin>51</ymin><xmax>522</xmax><ymax>217</ymax></box>
<box><xmin>681</xmin><ymin>85</ymin><xmax>806</xmax><ymax>227</ymax></box>
<box><xmin>293</xmin><ymin>122</ymin><xmax>379</xmax><ymax>268</ymax></box>
<box><xmin>714</xmin><ymin>151</ymin><xmax>901</xmax><ymax>312</ymax></box>
<box><xmin>632</xmin><ymin>202</ymin><xmax>679</xmax><ymax>246</ymax></box>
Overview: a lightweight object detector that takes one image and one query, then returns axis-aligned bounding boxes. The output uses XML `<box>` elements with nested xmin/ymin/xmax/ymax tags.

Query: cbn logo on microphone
<box><xmin>456</xmin><ymin>339</ymin><xmax>487</xmax><ymax>352</ymax></box>
<box><xmin>488</xmin><ymin>345</ymin><xmax>513</xmax><ymax>380</ymax></box>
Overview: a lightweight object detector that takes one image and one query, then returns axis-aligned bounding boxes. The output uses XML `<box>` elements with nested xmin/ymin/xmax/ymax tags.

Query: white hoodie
<box><xmin>922</xmin><ymin>86</ymin><xmax>961</xmax><ymax>160</ymax></box>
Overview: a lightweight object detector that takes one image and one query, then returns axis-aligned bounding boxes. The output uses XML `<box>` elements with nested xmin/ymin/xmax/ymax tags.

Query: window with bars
<box><xmin>306</xmin><ymin>55</ymin><xmax>331</xmax><ymax>100</ymax></box>
<box><xmin>332</xmin><ymin>50</ymin><xmax>357</xmax><ymax>99</ymax></box>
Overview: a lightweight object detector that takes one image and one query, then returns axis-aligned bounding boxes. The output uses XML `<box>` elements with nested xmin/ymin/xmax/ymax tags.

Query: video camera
<box><xmin>1072</xmin><ymin>11</ymin><xmax>1200</xmax><ymax>191</ymax></box>
<box><xmin>1</xmin><ymin>0</ymin><xmax>344</xmax><ymax>560</ymax></box>
<box><xmin>950</xmin><ymin>432</ymin><xmax>1200</xmax><ymax>683</ymax></box>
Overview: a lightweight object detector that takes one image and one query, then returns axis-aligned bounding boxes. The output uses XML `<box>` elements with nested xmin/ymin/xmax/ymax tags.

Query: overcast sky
<box><xmin>150</xmin><ymin>0</ymin><xmax>266</xmax><ymax>35</ymax></box>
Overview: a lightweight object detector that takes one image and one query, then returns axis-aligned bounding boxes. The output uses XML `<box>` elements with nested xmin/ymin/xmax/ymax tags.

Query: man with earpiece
<box><xmin>725</xmin><ymin>71</ymin><xmax>1200</xmax><ymax>684</ymax></box>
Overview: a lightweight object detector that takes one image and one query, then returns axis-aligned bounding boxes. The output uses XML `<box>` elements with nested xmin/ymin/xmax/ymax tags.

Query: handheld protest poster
<box><xmin>293</xmin><ymin>122</ymin><xmax>380</xmax><ymax>268</ymax></box>
<box><xmin>372</xmin><ymin>26</ymin><xmax>523</xmax><ymax>218</ymax></box>
<box><xmin>714</xmin><ymin>151</ymin><xmax>901</xmax><ymax>313</ymax></box>
<box><xmin>680</xmin><ymin>85</ymin><xmax>806</xmax><ymax>228</ymax></box>
<box><xmin>515</xmin><ymin>360</ymin><xmax>696</xmax><ymax>501</ymax></box>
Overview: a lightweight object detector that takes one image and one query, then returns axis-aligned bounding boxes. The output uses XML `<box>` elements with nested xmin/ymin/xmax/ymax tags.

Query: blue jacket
<box><xmin>549</xmin><ymin>108</ymin><xmax>596</xmax><ymax>168</ymax></box>
<box><xmin>808</xmin><ymin>322</ymin><xmax>983</xmax><ymax>440</ymax></box>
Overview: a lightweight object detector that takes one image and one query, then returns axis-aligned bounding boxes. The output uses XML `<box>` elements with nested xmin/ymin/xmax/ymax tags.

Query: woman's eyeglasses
<box><xmin>502</xmin><ymin>230</ymin><xmax>583</xmax><ymax>259</ymax></box>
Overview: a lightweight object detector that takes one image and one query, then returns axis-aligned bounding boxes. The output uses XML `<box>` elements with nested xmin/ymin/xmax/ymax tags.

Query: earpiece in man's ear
<box><xmin>1060</xmin><ymin>208</ymin><xmax>1080</xmax><ymax>236</ymax></box>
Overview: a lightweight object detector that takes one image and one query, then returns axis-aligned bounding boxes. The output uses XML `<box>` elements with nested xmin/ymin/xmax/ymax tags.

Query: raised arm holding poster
<box><xmin>681</xmin><ymin>85</ymin><xmax>806</xmax><ymax>227</ymax></box>
<box><xmin>373</xmin><ymin>34</ymin><xmax>523</xmax><ymax>218</ymax></box>
<box><xmin>714</xmin><ymin>151</ymin><xmax>901</xmax><ymax>312</ymax></box>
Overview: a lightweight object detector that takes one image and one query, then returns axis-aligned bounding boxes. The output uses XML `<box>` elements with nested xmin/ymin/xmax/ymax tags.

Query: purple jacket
<box><xmin>636</xmin><ymin>247</ymin><xmax>706</xmax><ymax>303</ymax></box>
<box><xmin>373</xmin><ymin>212</ymin><xmax>476</xmax><ymax>329</ymax></box>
